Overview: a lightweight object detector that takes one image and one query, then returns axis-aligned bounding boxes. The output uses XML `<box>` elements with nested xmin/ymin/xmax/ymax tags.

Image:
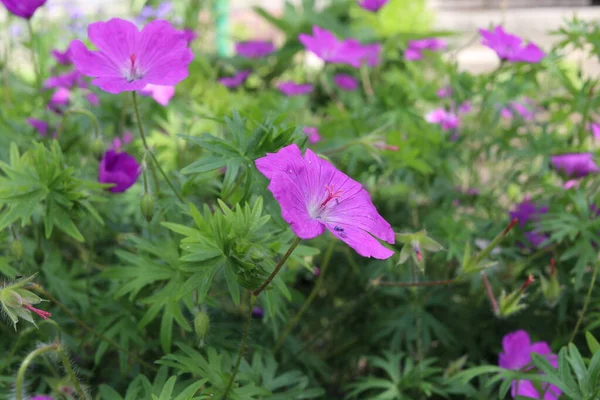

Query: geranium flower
<box><xmin>219</xmin><ymin>70</ymin><xmax>251</xmax><ymax>88</ymax></box>
<box><xmin>586</xmin><ymin>122</ymin><xmax>600</xmax><ymax>140</ymax></box>
<box><xmin>255</xmin><ymin>144</ymin><xmax>395</xmax><ymax>259</ymax></box>
<box><xmin>302</xmin><ymin>127</ymin><xmax>321</xmax><ymax>144</ymax></box>
<box><xmin>48</xmin><ymin>87</ymin><xmax>71</xmax><ymax>113</ymax></box>
<box><xmin>70</xmin><ymin>18</ymin><xmax>193</xmax><ymax>94</ymax></box>
<box><xmin>182</xmin><ymin>28</ymin><xmax>198</xmax><ymax>45</ymax></box>
<box><xmin>480</xmin><ymin>26</ymin><xmax>545</xmax><ymax>63</ymax></box>
<box><xmin>358</xmin><ymin>0</ymin><xmax>388</xmax><ymax>12</ymax></box>
<box><xmin>85</xmin><ymin>92</ymin><xmax>100</xmax><ymax>106</ymax></box>
<box><xmin>43</xmin><ymin>70</ymin><xmax>85</xmax><ymax>90</ymax></box>
<box><xmin>277</xmin><ymin>81</ymin><xmax>314</xmax><ymax>96</ymax></box>
<box><xmin>499</xmin><ymin>330</ymin><xmax>561</xmax><ymax>400</ymax></box>
<box><xmin>550</xmin><ymin>153</ymin><xmax>599</xmax><ymax>179</ymax></box>
<box><xmin>425</xmin><ymin>108</ymin><xmax>459</xmax><ymax>131</ymax></box>
<box><xmin>139</xmin><ymin>84</ymin><xmax>175</xmax><ymax>106</ymax></box>
<box><xmin>524</xmin><ymin>231</ymin><xmax>549</xmax><ymax>248</ymax></box>
<box><xmin>0</xmin><ymin>0</ymin><xmax>46</xmax><ymax>19</ymax></box>
<box><xmin>236</xmin><ymin>40</ymin><xmax>275</xmax><ymax>58</ymax></box>
<box><xmin>51</xmin><ymin>43</ymin><xmax>74</xmax><ymax>65</ymax></box>
<box><xmin>437</xmin><ymin>87</ymin><xmax>452</xmax><ymax>98</ymax></box>
<box><xmin>501</xmin><ymin>101</ymin><xmax>534</xmax><ymax>120</ymax></box>
<box><xmin>99</xmin><ymin>150</ymin><xmax>141</xmax><ymax>193</ymax></box>
<box><xmin>333</xmin><ymin>74</ymin><xmax>358</xmax><ymax>91</ymax></box>
<box><xmin>26</xmin><ymin>118</ymin><xmax>49</xmax><ymax>137</ymax></box>
<box><xmin>405</xmin><ymin>38</ymin><xmax>446</xmax><ymax>61</ymax></box>
<box><xmin>509</xmin><ymin>198</ymin><xmax>548</xmax><ymax>228</ymax></box>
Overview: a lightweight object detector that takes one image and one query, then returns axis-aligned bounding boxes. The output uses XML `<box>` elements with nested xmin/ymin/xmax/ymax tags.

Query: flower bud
<box><xmin>540</xmin><ymin>274</ymin><xmax>561</xmax><ymax>307</ymax></box>
<box><xmin>140</xmin><ymin>193</ymin><xmax>155</xmax><ymax>222</ymax></box>
<box><xmin>194</xmin><ymin>311</ymin><xmax>210</xmax><ymax>343</ymax></box>
<box><xmin>0</xmin><ymin>276</ymin><xmax>51</xmax><ymax>329</ymax></box>
<box><xmin>249</xmin><ymin>249</ymin><xmax>264</xmax><ymax>262</ymax></box>
<box><xmin>91</xmin><ymin>137</ymin><xmax>105</xmax><ymax>158</ymax></box>
<box><xmin>11</xmin><ymin>239</ymin><xmax>24</xmax><ymax>260</ymax></box>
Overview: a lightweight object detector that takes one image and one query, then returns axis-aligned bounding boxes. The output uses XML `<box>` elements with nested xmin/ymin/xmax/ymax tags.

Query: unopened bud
<box><xmin>91</xmin><ymin>137</ymin><xmax>105</xmax><ymax>158</ymax></box>
<box><xmin>541</xmin><ymin>272</ymin><xmax>561</xmax><ymax>308</ymax></box>
<box><xmin>194</xmin><ymin>311</ymin><xmax>210</xmax><ymax>343</ymax></box>
<box><xmin>249</xmin><ymin>249</ymin><xmax>264</xmax><ymax>262</ymax></box>
<box><xmin>140</xmin><ymin>193</ymin><xmax>155</xmax><ymax>222</ymax></box>
<box><xmin>11</xmin><ymin>240</ymin><xmax>24</xmax><ymax>260</ymax></box>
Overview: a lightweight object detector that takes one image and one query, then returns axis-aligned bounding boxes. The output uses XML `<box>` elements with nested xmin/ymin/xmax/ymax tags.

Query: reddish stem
<box><xmin>502</xmin><ymin>218</ymin><xmax>519</xmax><ymax>236</ymax></box>
<box><xmin>481</xmin><ymin>271</ymin><xmax>499</xmax><ymax>315</ymax></box>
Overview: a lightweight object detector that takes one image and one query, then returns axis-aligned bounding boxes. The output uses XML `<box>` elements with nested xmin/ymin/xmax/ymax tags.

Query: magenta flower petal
<box><xmin>302</xmin><ymin>127</ymin><xmax>321</xmax><ymax>144</ymax></box>
<box><xmin>219</xmin><ymin>70</ymin><xmax>251</xmax><ymax>88</ymax></box>
<box><xmin>425</xmin><ymin>108</ymin><xmax>459</xmax><ymax>131</ymax></box>
<box><xmin>480</xmin><ymin>25</ymin><xmax>544</xmax><ymax>63</ymax></box>
<box><xmin>182</xmin><ymin>28</ymin><xmax>198</xmax><ymax>45</ymax></box>
<box><xmin>1</xmin><ymin>0</ymin><xmax>46</xmax><ymax>19</ymax></box>
<box><xmin>71</xmin><ymin>18</ymin><xmax>193</xmax><ymax>94</ymax></box>
<box><xmin>26</xmin><ymin>118</ymin><xmax>48</xmax><ymax>137</ymax></box>
<box><xmin>43</xmin><ymin>70</ymin><xmax>84</xmax><ymax>89</ymax></box>
<box><xmin>405</xmin><ymin>48</ymin><xmax>422</xmax><ymax>61</ymax></box>
<box><xmin>86</xmin><ymin>92</ymin><xmax>100</xmax><ymax>106</ymax></box>
<box><xmin>236</xmin><ymin>40</ymin><xmax>275</xmax><ymax>58</ymax></box>
<box><xmin>408</xmin><ymin>38</ymin><xmax>447</xmax><ymax>52</ymax></box>
<box><xmin>437</xmin><ymin>87</ymin><xmax>452</xmax><ymax>98</ymax></box>
<box><xmin>358</xmin><ymin>0</ymin><xmax>388</xmax><ymax>11</ymax></box>
<box><xmin>299</xmin><ymin>26</ymin><xmax>343</xmax><ymax>63</ymax></box>
<box><xmin>587</xmin><ymin>122</ymin><xmax>600</xmax><ymax>139</ymax></box>
<box><xmin>277</xmin><ymin>81</ymin><xmax>314</xmax><ymax>96</ymax></box>
<box><xmin>139</xmin><ymin>83</ymin><xmax>175</xmax><ymax>106</ymax></box>
<box><xmin>31</xmin><ymin>396</ymin><xmax>54</xmax><ymax>400</ymax></box>
<box><xmin>333</xmin><ymin>74</ymin><xmax>358</xmax><ymax>91</ymax></box>
<box><xmin>550</xmin><ymin>153</ymin><xmax>600</xmax><ymax>179</ymax></box>
<box><xmin>255</xmin><ymin>145</ymin><xmax>395</xmax><ymax>259</ymax></box>
<box><xmin>509</xmin><ymin>199</ymin><xmax>548</xmax><ymax>228</ymax></box>
<box><xmin>51</xmin><ymin>43</ymin><xmax>74</xmax><ymax>65</ymax></box>
<box><xmin>99</xmin><ymin>150</ymin><xmax>141</xmax><ymax>193</ymax></box>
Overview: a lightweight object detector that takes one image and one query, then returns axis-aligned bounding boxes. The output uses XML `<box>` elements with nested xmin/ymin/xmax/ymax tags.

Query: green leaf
<box><xmin>586</xmin><ymin>332</ymin><xmax>600</xmax><ymax>355</ymax></box>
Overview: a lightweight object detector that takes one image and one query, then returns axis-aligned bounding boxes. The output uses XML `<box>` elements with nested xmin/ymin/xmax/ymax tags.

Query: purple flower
<box><xmin>85</xmin><ymin>92</ymin><xmax>100</xmax><ymax>106</ymax></box>
<box><xmin>70</xmin><ymin>18</ymin><xmax>193</xmax><ymax>94</ymax></box>
<box><xmin>550</xmin><ymin>153</ymin><xmax>600</xmax><ymax>179</ymax></box>
<box><xmin>499</xmin><ymin>330</ymin><xmax>561</xmax><ymax>400</ymax></box>
<box><xmin>501</xmin><ymin>101</ymin><xmax>534</xmax><ymax>120</ymax></box>
<box><xmin>458</xmin><ymin>101</ymin><xmax>472</xmax><ymax>113</ymax></box>
<box><xmin>219</xmin><ymin>70</ymin><xmax>251</xmax><ymax>88</ymax></box>
<box><xmin>48</xmin><ymin>87</ymin><xmax>71</xmax><ymax>112</ymax></box>
<box><xmin>509</xmin><ymin>199</ymin><xmax>548</xmax><ymax>228</ymax></box>
<box><xmin>51</xmin><ymin>43</ymin><xmax>74</xmax><ymax>65</ymax></box>
<box><xmin>112</xmin><ymin>131</ymin><xmax>134</xmax><ymax>151</ymax></box>
<box><xmin>524</xmin><ymin>231</ymin><xmax>549</xmax><ymax>248</ymax></box>
<box><xmin>139</xmin><ymin>84</ymin><xmax>175</xmax><ymax>106</ymax></box>
<box><xmin>43</xmin><ymin>70</ymin><xmax>85</xmax><ymax>90</ymax></box>
<box><xmin>480</xmin><ymin>26</ymin><xmax>545</xmax><ymax>63</ymax></box>
<box><xmin>98</xmin><ymin>150</ymin><xmax>141</xmax><ymax>193</ymax></box>
<box><xmin>405</xmin><ymin>38</ymin><xmax>446</xmax><ymax>61</ymax></box>
<box><xmin>236</xmin><ymin>40</ymin><xmax>275</xmax><ymax>58</ymax></box>
<box><xmin>437</xmin><ymin>86</ymin><xmax>452</xmax><ymax>98</ymax></box>
<box><xmin>182</xmin><ymin>28</ymin><xmax>198</xmax><ymax>45</ymax></box>
<box><xmin>31</xmin><ymin>396</ymin><xmax>53</xmax><ymax>400</ymax></box>
<box><xmin>587</xmin><ymin>122</ymin><xmax>600</xmax><ymax>140</ymax></box>
<box><xmin>0</xmin><ymin>0</ymin><xmax>47</xmax><ymax>19</ymax></box>
<box><xmin>358</xmin><ymin>0</ymin><xmax>388</xmax><ymax>11</ymax></box>
<box><xmin>255</xmin><ymin>144</ymin><xmax>395</xmax><ymax>259</ymax></box>
<box><xmin>405</xmin><ymin>48</ymin><xmax>422</xmax><ymax>61</ymax></box>
<box><xmin>299</xmin><ymin>26</ymin><xmax>344</xmax><ymax>64</ymax></box>
<box><xmin>425</xmin><ymin>108</ymin><xmax>459</xmax><ymax>131</ymax></box>
<box><xmin>333</xmin><ymin>74</ymin><xmax>358</xmax><ymax>91</ymax></box>
<box><xmin>338</xmin><ymin>40</ymin><xmax>382</xmax><ymax>67</ymax></box>
<box><xmin>277</xmin><ymin>81</ymin><xmax>314</xmax><ymax>96</ymax></box>
<box><xmin>252</xmin><ymin>306</ymin><xmax>264</xmax><ymax>319</ymax></box>
<box><xmin>26</xmin><ymin>118</ymin><xmax>48</xmax><ymax>137</ymax></box>
<box><xmin>302</xmin><ymin>127</ymin><xmax>321</xmax><ymax>144</ymax></box>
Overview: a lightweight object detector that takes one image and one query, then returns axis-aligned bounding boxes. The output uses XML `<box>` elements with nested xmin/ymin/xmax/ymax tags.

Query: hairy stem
<box><xmin>57</xmin><ymin>347</ymin><xmax>88</xmax><ymax>399</ymax></box>
<box><xmin>274</xmin><ymin>240</ymin><xmax>335</xmax><ymax>352</ymax></box>
<box><xmin>132</xmin><ymin>92</ymin><xmax>185</xmax><ymax>202</ymax></box>
<box><xmin>221</xmin><ymin>294</ymin><xmax>255</xmax><ymax>400</ymax></box>
<box><xmin>16</xmin><ymin>344</ymin><xmax>59</xmax><ymax>400</ymax></box>
<box><xmin>569</xmin><ymin>261</ymin><xmax>600</xmax><ymax>342</ymax></box>
<box><xmin>252</xmin><ymin>237</ymin><xmax>302</xmax><ymax>297</ymax></box>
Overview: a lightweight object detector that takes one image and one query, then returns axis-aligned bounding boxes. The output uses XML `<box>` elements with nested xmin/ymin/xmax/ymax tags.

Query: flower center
<box><xmin>124</xmin><ymin>54</ymin><xmax>145</xmax><ymax>82</ymax></box>
<box><xmin>320</xmin><ymin>184</ymin><xmax>343</xmax><ymax>208</ymax></box>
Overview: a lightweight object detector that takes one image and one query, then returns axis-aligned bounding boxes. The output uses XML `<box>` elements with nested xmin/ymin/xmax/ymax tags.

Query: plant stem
<box><xmin>16</xmin><ymin>343</ymin><xmax>59</xmax><ymax>400</ymax></box>
<box><xmin>252</xmin><ymin>237</ymin><xmax>301</xmax><ymax>297</ymax></box>
<box><xmin>466</xmin><ymin>218</ymin><xmax>518</xmax><ymax>272</ymax></box>
<box><xmin>57</xmin><ymin>347</ymin><xmax>88</xmax><ymax>399</ymax></box>
<box><xmin>132</xmin><ymin>92</ymin><xmax>185</xmax><ymax>202</ymax></box>
<box><xmin>29</xmin><ymin>284</ymin><xmax>156</xmax><ymax>371</ymax></box>
<box><xmin>569</xmin><ymin>261</ymin><xmax>600</xmax><ymax>342</ymax></box>
<box><xmin>56</xmin><ymin>108</ymin><xmax>101</xmax><ymax>139</ymax></box>
<box><xmin>481</xmin><ymin>271</ymin><xmax>499</xmax><ymax>315</ymax></box>
<box><xmin>274</xmin><ymin>239</ymin><xmax>335</xmax><ymax>353</ymax></box>
<box><xmin>360</xmin><ymin>64</ymin><xmax>374</xmax><ymax>100</ymax></box>
<box><xmin>26</xmin><ymin>20</ymin><xmax>41</xmax><ymax>91</ymax></box>
<box><xmin>221</xmin><ymin>294</ymin><xmax>255</xmax><ymax>400</ymax></box>
<box><xmin>374</xmin><ymin>279</ymin><xmax>457</xmax><ymax>288</ymax></box>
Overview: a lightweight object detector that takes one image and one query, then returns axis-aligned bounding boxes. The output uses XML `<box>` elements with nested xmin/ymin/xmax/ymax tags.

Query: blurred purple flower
<box><xmin>26</xmin><ymin>118</ymin><xmax>48</xmax><ymax>137</ymax></box>
<box><xmin>252</xmin><ymin>306</ymin><xmax>264</xmax><ymax>319</ymax></box>
<box><xmin>99</xmin><ymin>150</ymin><xmax>141</xmax><ymax>193</ymax></box>
<box><xmin>43</xmin><ymin>70</ymin><xmax>85</xmax><ymax>90</ymax></box>
<box><xmin>524</xmin><ymin>231</ymin><xmax>549</xmax><ymax>248</ymax></box>
<box><xmin>0</xmin><ymin>0</ymin><xmax>47</xmax><ymax>19</ymax></box>
<box><xmin>405</xmin><ymin>48</ymin><xmax>422</xmax><ymax>61</ymax></box>
<box><xmin>182</xmin><ymin>28</ymin><xmax>198</xmax><ymax>45</ymax></box>
<box><xmin>236</xmin><ymin>40</ymin><xmax>275</xmax><ymax>58</ymax></box>
<box><xmin>48</xmin><ymin>87</ymin><xmax>71</xmax><ymax>112</ymax></box>
<box><xmin>550</xmin><ymin>153</ymin><xmax>600</xmax><ymax>179</ymax></box>
<box><xmin>139</xmin><ymin>84</ymin><xmax>175</xmax><ymax>106</ymax></box>
<box><xmin>586</xmin><ymin>122</ymin><xmax>600</xmax><ymax>140</ymax></box>
<box><xmin>405</xmin><ymin>38</ymin><xmax>446</xmax><ymax>61</ymax></box>
<box><xmin>499</xmin><ymin>330</ymin><xmax>561</xmax><ymax>400</ymax></box>
<box><xmin>277</xmin><ymin>81</ymin><xmax>314</xmax><ymax>96</ymax></box>
<box><xmin>458</xmin><ymin>101</ymin><xmax>472</xmax><ymax>113</ymax></box>
<box><xmin>255</xmin><ymin>144</ymin><xmax>395</xmax><ymax>259</ymax></box>
<box><xmin>480</xmin><ymin>25</ymin><xmax>545</xmax><ymax>63</ymax></box>
<box><xmin>358</xmin><ymin>0</ymin><xmax>388</xmax><ymax>11</ymax></box>
<box><xmin>333</xmin><ymin>74</ymin><xmax>358</xmax><ymax>91</ymax></box>
<box><xmin>437</xmin><ymin>87</ymin><xmax>452</xmax><ymax>98</ymax></box>
<box><xmin>51</xmin><ymin>43</ymin><xmax>74</xmax><ymax>65</ymax></box>
<box><xmin>31</xmin><ymin>396</ymin><xmax>53</xmax><ymax>400</ymax></box>
<box><xmin>112</xmin><ymin>131</ymin><xmax>134</xmax><ymax>151</ymax></box>
<box><xmin>219</xmin><ymin>70</ymin><xmax>251</xmax><ymax>88</ymax></box>
<box><xmin>501</xmin><ymin>101</ymin><xmax>534</xmax><ymax>120</ymax></box>
<box><xmin>425</xmin><ymin>108</ymin><xmax>459</xmax><ymax>131</ymax></box>
<box><xmin>509</xmin><ymin>198</ymin><xmax>548</xmax><ymax>228</ymax></box>
<box><xmin>70</xmin><ymin>18</ymin><xmax>193</xmax><ymax>94</ymax></box>
<box><xmin>302</xmin><ymin>127</ymin><xmax>321</xmax><ymax>144</ymax></box>
<box><xmin>85</xmin><ymin>92</ymin><xmax>100</xmax><ymax>106</ymax></box>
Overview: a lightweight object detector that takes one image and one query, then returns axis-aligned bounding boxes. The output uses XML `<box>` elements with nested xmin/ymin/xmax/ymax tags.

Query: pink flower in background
<box><xmin>0</xmin><ymin>0</ymin><xmax>46</xmax><ymax>19</ymax></box>
<box><xmin>501</xmin><ymin>101</ymin><xmax>534</xmax><ymax>120</ymax></box>
<box><xmin>51</xmin><ymin>43</ymin><xmax>74</xmax><ymax>65</ymax></box>
<box><xmin>550</xmin><ymin>153</ymin><xmax>600</xmax><ymax>179</ymax></box>
<box><xmin>219</xmin><ymin>70</ymin><xmax>251</xmax><ymax>88</ymax></box>
<box><xmin>338</xmin><ymin>40</ymin><xmax>382</xmax><ymax>67</ymax></box>
<box><xmin>70</xmin><ymin>18</ymin><xmax>193</xmax><ymax>94</ymax></box>
<box><xmin>43</xmin><ymin>70</ymin><xmax>85</xmax><ymax>89</ymax></box>
<box><xmin>99</xmin><ymin>150</ymin><xmax>141</xmax><ymax>193</ymax></box>
<box><xmin>182</xmin><ymin>28</ymin><xmax>198</xmax><ymax>45</ymax></box>
<box><xmin>586</xmin><ymin>122</ymin><xmax>600</xmax><ymax>139</ymax></box>
<box><xmin>509</xmin><ymin>198</ymin><xmax>548</xmax><ymax>228</ymax></box>
<box><xmin>299</xmin><ymin>26</ymin><xmax>344</xmax><ymax>63</ymax></box>
<box><xmin>425</xmin><ymin>108</ymin><xmax>459</xmax><ymax>131</ymax></box>
<box><xmin>404</xmin><ymin>48</ymin><xmax>422</xmax><ymax>61</ymax></box>
<box><xmin>405</xmin><ymin>38</ymin><xmax>447</xmax><ymax>61</ymax></box>
<box><xmin>333</xmin><ymin>74</ymin><xmax>358</xmax><ymax>91</ymax></box>
<box><xmin>236</xmin><ymin>40</ymin><xmax>275</xmax><ymax>58</ymax></box>
<box><xmin>277</xmin><ymin>81</ymin><xmax>314</xmax><ymax>96</ymax></box>
<box><xmin>358</xmin><ymin>0</ymin><xmax>388</xmax><ymax>12</ymax></box>
<box><xmin>437</xmin><ymin>87</ymin><xmax>452</xmax><ymax>98</ymax></box>
<box><xmin>26</xmin><ymin>118</ymin><xmax>48</xmax><ymax>137</ymax></box>
<box><xmin>48</xmin><ymin>87</ymin><xmax>71</xmax><ymax>113</ymax></box>
<box><xmin>139</xmin><ymin>84</ymin><xmax>175</xmax><ymax>106</ymax></box>
<box><xmin>499</xmin><ymin>330</ymin><xmax>561</xmax><ymax>400</ymax></box>
<box><xmin>31</xmin><ymin>396</ymin><xmax>54</xmax><ymax>400</ymax></box>
<box><xmin>85</xmin><ymin>92</ymin><xmax>100</xmax><ymax>106</ymax></box>
<box><xmin>112</xmin><ymin>131</ymin><xmax>134</xmax><ymax>151</ymax></box>
<box><xmin>302</xmin><ymin>127</ymin><xmax>322</xmax><ymax>144</ymax></box>
<box><xmin>480</xmin><ymin>26</ymin><xmax>545</xmax><ymax>63</ymax></box>
<box><xmin>255</xmin><ymin>144</ymin><xmax>395</xmax><ymax>259</ymax></box>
